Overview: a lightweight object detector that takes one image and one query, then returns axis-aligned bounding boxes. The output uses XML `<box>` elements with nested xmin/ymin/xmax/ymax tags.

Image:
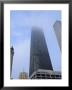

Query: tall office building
<box><xmin>10</xmin><ymin>46</ymin><xmax>14</xmax><ymax>78</ymax></box>
<box><xmin>53</xmin><ymin>21</ymin><xmax>61</xmax><ymax>50</ymax></box>
<box><xmin>29</xmin><ymin>27</ymin><xmax>53</xmax><ymax>77</ymax></box>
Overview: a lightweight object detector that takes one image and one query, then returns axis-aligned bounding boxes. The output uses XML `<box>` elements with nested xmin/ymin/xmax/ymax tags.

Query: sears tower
<box><xmin>29</xmin><ymin>27</ymin><xmax>53</xmax><ymax>77</ymax></box>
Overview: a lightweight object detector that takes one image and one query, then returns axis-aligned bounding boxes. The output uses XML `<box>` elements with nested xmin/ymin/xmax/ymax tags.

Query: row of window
<box><xmin>31</xmin><ymin>73</ymin><xmax>61</xmax><ymax>79</ymax></box>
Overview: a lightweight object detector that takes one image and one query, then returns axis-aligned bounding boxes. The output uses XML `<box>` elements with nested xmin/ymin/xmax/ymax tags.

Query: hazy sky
<box><xmin>10</xmin><ymin>10</ymin><xmax>61</xmax><ymax>79</ymax></box>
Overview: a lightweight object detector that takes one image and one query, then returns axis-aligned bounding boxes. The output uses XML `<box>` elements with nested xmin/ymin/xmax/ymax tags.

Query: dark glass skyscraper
<box><xmin>29</xmin><ymin>27</ymin><xmax>53</xmax><ymax>77</ymax></box>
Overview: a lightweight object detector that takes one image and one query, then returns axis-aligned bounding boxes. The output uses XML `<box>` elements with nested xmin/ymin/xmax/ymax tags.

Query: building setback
<box><xmin>29</xmin><ymin>27</ymin><xmax>53</xmax><ymax>77</ymax></box>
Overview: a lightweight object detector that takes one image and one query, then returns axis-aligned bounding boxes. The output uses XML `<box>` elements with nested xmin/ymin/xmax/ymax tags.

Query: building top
<box><xmin>53</xmin><ymin>21</ymin><xmax>61</xmax><ymax>29</ymax></box>
<box><xmin>30</xmin><ymin>69</ymin><xmax>61</xmax><ymax>79</ymax></box>
<box><xmin>30</xmin><ymin>69</ymin><xmax>61</xmax><ymax>77</ymax></box>
<box><xmin>11</xmin><ymin>46</ymin><xmax>14</xmax><ymax>55</ymax></box>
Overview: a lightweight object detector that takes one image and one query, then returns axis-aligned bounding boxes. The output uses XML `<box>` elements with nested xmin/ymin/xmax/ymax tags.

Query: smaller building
<box><xmin>30</xmin><ymin>69</ymin><xmax>61</xmax><ymax>79</ymax></box>
<box><xmin>19</xmin><ymin>72</ymin><xmax>28</xmax><ymax>79</ymax></box>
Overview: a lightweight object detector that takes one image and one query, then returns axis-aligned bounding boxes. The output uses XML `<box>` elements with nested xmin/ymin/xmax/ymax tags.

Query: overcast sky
<box><xmin>10</xmin><ymin>10</ymin><xmax>61</xmax><ymax>79</ymax></box>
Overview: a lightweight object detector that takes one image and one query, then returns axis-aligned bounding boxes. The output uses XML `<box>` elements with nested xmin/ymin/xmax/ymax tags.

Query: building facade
<box><xmin>29</xmin><ymin>27</ymin><xmax>53</xmax><ymax>77</ymax></box>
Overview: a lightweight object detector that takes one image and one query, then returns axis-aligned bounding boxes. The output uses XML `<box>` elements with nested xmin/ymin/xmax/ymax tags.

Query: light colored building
<box><xmin>30</xmin><ymin>69</ymin><xmax>61</xmax><ymax>79</ymax></box>
<box><xmin>19</xmin><ymin>72</ymin><xmax>28</xmax><ymax>79</ymax></box>
<box><xmin>53</xmin><ymin>21</ymin><xmax>61</xmax><ymax>50</ymax></box>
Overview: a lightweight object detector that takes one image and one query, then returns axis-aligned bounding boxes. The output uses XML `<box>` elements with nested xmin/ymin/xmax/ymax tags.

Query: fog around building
<box><xmin>10</xmin><ymin>10</ymin><xmax>61</xmax><ymax>79</ymax></box>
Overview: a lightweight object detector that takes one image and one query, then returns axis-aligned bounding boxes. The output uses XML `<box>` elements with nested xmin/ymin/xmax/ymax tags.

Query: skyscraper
<box><xmin>10</xmin><ymin>46</ymin><xmax>14</xmax><ymax>78</ymax></box>
<box><xmin>29</xmin><ymin>27</ymin><xmax>53</xmax><ymax>77</ymax></box>
<box><xmin>53</xmin><ymin>21</ymin><xmax>61</xmax><ymax>50</ymax></box>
